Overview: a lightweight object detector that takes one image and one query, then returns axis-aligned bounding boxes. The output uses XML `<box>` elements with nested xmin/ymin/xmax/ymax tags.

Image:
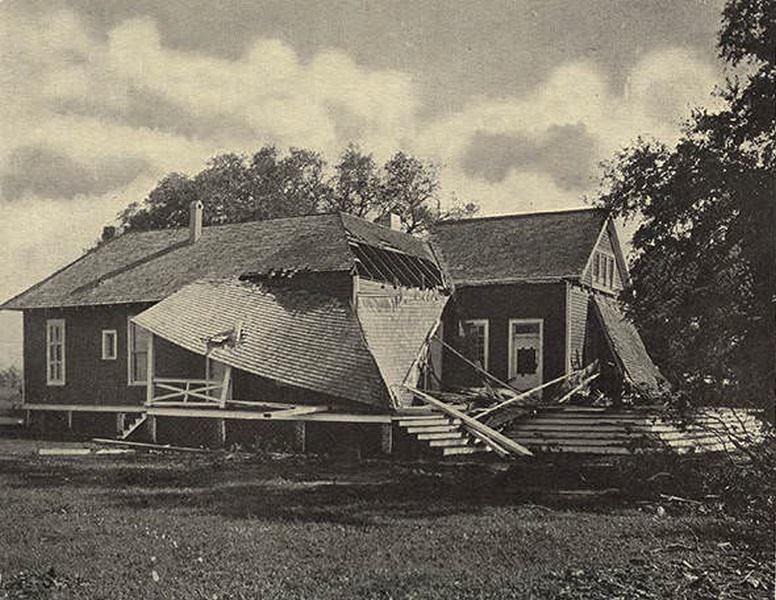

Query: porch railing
<box><xmin>147</xmin><ymin>378</ymin><xmax>227</xmax><ymax>408</ymax></box>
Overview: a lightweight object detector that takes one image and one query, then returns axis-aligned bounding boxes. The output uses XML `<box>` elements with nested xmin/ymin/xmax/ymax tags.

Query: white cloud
<box><xmin>0</xmin><ymin>9</ymin><xmax>723</xmax><ymax>367</ymax></box>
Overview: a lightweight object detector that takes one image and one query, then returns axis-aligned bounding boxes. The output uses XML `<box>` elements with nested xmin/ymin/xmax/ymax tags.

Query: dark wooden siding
<box><xmin>441</xmin><ymin>282</ymin><xmax>567</xmax><ymax>388</ymax></box>
<box><xmin>567</xmin><ymin>284</ymin><xmax>590</xmax><ymax>370</ymax></box>
<box><xmin>154</xmin><ymin>337</ymin><xmax>205</xmax><ymax>379</ymax></box>
<box><xmin>23</xmin><ymin>304</ymin><xmax>152</xmax><ymax>406</ymax></box>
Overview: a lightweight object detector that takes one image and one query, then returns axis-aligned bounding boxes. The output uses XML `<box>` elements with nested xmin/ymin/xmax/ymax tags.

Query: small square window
<box><xmin>101</xmin><ymin>330</ymin><xmax>117</xmax><ymax>360</ymax></box>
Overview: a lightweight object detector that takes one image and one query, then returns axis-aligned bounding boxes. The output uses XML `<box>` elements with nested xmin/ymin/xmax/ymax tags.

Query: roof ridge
<box><xmin>334</xmin><ymin>211</ymin><xmax>359</xmax><ymax>274</ymax></box>
<box><xmin>435</xmin><ymin>205</ymin><xmax>605</xmax><ymax>226</ymax></box>
<box><xmin>118</xmin><ymin>211</ymin><xmax>342</xmax><ymax>238</ymax></box>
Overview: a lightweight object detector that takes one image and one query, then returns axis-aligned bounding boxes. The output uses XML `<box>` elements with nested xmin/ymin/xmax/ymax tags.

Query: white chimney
<box><xmin>189</xmin><ymin>200</ymin><xmax>203</xmax><ymax>243</ymax></box>
<box><xmin>375</xmin><ymin>212</ymin><xmax>402</xmax><ymax>231</ymax></box>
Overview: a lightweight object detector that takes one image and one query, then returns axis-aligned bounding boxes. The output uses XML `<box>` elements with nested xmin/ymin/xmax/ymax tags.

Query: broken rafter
<box><xmin>413</xmin><ymin>257</ymin><xmax>444</xmax><ymax>287</ymax></box>
<box><xmin>431</xmin><ymin>335</ymin><xmax>522</xmax><ymax>396</ymax></box>
<box><xmin>392</xmin><ymin>252</ymin><xmax>429</xmax><ymax>288</ymax></box>
<box><xmin>554</xmin><ymin>372</ymin><xmax>600</xmax><ymax>405</ymax></box>
<box><xmin>404</xmin><ymin>385</ymin><xmax>533</xmax><ymax>457</ymax></box>
<box><xmin>362</xmin><ymin>243</ymin><xmax>420</xmax><ymax>288</ymax></box>
<box><xmin>475</xmin><ymin>371</ymin><xmax>580</xmax><ymax>421</ymax></box>
<box><xmin>351</xmin><ymin>243</ymin><xmax>393</xmax><ymax>283</ymax></box>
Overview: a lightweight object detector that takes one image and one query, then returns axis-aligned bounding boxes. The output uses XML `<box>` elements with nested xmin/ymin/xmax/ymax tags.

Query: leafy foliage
<box><xmin>597</xmin><ymin>0</ymin><xmax>775</xmax><ymax>413</ymax></box>
<box><xmin>110</xmin><ymin>145</ymin><xmax>477</xmax><ymax>239</ymax></box>
<box><xmin>0</xmin><ymin>366</ymin><xmax>21</xmax><ymax>392</ymax></box>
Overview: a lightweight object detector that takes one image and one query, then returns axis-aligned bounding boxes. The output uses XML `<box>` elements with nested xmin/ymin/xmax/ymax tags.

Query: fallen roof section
<box><xmin>591</xmin><ymin>295</ymin><xmax>665</xmax><ymax>394</ymax></box>
<box><xmin>132</xmin><ymin>278</ymin><xmax>389</xmax><ymax>409</ymax></box>
<box><xmin>357</xmin><ymin>288</ymin><xmax>448</xmax><ymax>406</ymax></box>
<box><xmin>431</xmin><ymin>207</ymin><xmax>608</xmax><ymax>285</ymax></box>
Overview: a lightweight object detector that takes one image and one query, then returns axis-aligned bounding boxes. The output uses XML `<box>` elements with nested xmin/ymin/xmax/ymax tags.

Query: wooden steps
<box><xmin>396</xmin><ymin>409</ymin><xmax>490</xmax><ymax>458</ymax></box>
<box><xmin>119</xmin><ymin>414</ymin><xmax>147</xmax><ymax>441</ymax></box>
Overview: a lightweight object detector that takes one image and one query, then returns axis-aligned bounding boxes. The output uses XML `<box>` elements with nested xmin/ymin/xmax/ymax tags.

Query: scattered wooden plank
<box><xmin>404</xmin><ymin>386</ymin><xmax>533</xmax><ymax>457</ymax></box>
<box><xmin>92</xmin><ymin>438</ymin><xmax>209</xmax><ymax>453</ymax></box>
<box><xmin>20</xmin><ymin>404</ymin><xmax>143</xmax><ymax>413</ymax></box>
<box><xmin>38</xmin><ymin>448</ymin><xmax>91</xmax><ymax>456</ymax></box>
<box><xmin>554</xmin><ymin>373</ymin><xmax>600</xmax><ymax>405</ymax></box>
<box><xmin>476</xmin><ymin>371</ymin><xmax>577</xmax><ymax>420</ymax></box>
<box><xmin>260</xmin><ymin>406</ymin><xmax>329</xmax><ymax>419</ymax></box>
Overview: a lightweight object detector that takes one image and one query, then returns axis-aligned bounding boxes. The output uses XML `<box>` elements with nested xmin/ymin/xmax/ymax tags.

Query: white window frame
<box><xmin>458</xmin><ymin>319</ymin><xmax>489</xmax><ymax>371</ymax></box>
<box><xmin>507</xmin><ymin>318</ymin><xmax>544</xmax><ymax>382</ymax></box>
<box><xmin>127</xmin><ymin>320</ymin><xmax>149</xmax><ymax>386</ymax></box>
<box><xmin>101</xmin><ymin>329</ymin><xmax>117</xmax><ymax>360</ymax></box>
<box><xmin>46</xmin><ymin>319</ymin><xmax>66</xmax><ymax>386</ymax></box>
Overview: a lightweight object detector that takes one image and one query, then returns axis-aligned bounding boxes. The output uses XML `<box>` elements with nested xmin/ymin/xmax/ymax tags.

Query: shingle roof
<box><xmin>430</xmin><ymin>208</ymin><xmax>608</xmax><ymax>285</ymax></box>
<box><xmin>339</xmin><ymin>212</ymin><xmax>436</xmax><ymax>261</ymax></box>
<box><xmin>132</xmin><ymin>279</ymin><xmax>389</xmax><ymax>408</ymax></box>
<box><xmin>592</xmin><ymin>294</ymin><xmax>664</xmax><ymax>394</ymax></box>
<box><xmin>2</xmin><ymin>212</ymin><xmax>438</xmax><ymax>310</ymax></box>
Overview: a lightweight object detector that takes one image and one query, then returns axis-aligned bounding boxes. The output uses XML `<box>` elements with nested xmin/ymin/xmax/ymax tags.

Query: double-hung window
<box><xmin>127</xmin><ymin>321</ymin><xmax>149</xmax><ymax>385</ymax></box>
<box><xmin>458</xmin><ymin>319</ymin><xmax>489</xmax><ymax>371</ymax></box>
<box><xmin>46</xmin><ymin>319</ymin><xmax>65</xmax><ymax>386</ymax></box>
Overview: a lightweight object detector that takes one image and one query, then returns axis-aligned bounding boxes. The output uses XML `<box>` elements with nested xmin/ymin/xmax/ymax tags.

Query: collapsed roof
<box><xmin>431</xmin><ymin>207</ymin><xmax>609</xmax><ymax>286</ymax></box>
<box><xmin>2</xmin><ymin>212</ymin><xmax>442</xmax><ymax>310</ymax></box>
<box><xmin>132</xmin><ymin>278</ymin><xmax>448</xmax><ymax>410</ymax></box>
<box><xmin>592</xmin><ymin>295</ymin><xmax>665</xmax><ymax>394</ymax></box>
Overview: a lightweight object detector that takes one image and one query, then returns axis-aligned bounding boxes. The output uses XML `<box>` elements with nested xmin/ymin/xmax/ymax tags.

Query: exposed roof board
<box><xmin>3</xmin><ymin>212</ymin><xmax>440</xmax><ymax>310</ymax></box>
<box><xmin>132</xmin><ymin>278</ymin><xmax>389</xmax><ymax>408</ymax></box>
<box><xmin>431</xmin><ymin>208</ymin><xmax>609</xmax><ymax>286</ymax></box>
<box><xmin>592</xmin><ymin>294</ymin><xmax>665</xmax><ymax>394</ymax></box>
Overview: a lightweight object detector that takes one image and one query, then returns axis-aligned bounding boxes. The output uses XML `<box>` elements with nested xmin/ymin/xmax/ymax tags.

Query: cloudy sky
<box><xmin>0</xmin><ymin>0</ymin><xmax>726</xmax><ymax>366</ymax></box>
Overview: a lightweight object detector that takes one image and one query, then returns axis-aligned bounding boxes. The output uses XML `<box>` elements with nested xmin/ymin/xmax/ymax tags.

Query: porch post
<box><xmin>219</xmin><ymin>365</ymin><xmax>232</xmax><ymax>409</ymax></box>
<box><xmin>145</xmin><ymin>332</ymin><xmax>155</xmax><ymax>405</ymax></box>
<box><xmin>380</xmin><ymin>423</ymin><xmax>393</xmax><ymax>455</ymax></box>
<box><xmin>149</xmin><ymin>415</ymin><xmax>157</xmax><ymax>443</ymax></box>
<box><xmin>292</xmin><ymin>421</ymin><xmax>306</xmax><ymax>453</ymax></box>
<box><xmin>218</xmin><ymin>419</ymin><xmax>227</xmax><ymax>447</ymax></box>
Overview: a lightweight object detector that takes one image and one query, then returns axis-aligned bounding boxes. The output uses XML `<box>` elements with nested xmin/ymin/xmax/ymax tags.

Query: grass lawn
<box><xmin>0</xmin><ymin>438</ymin><xmax>772</xmax><ymax>599</ymax></box>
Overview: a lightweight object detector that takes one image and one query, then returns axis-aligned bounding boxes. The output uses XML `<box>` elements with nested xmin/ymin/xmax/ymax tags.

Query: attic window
<box><xmin>593</xmin><ymin>251</ymin><xmax>616</xmax><ymax>290</ymax></box>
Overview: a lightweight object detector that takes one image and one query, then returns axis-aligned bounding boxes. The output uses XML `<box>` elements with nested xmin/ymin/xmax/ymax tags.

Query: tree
<box><xmin>597</xmin><ymin>0</ymin><xmax>775</xmax><ymax>415</ymax></box>
<box><xmin>108</xmin><ymin>144</ymin><xmax>478</xmax><ymax>240</ymax></box>
<box><xmin>327</xmin><ymin>144</ymin><xmax>381</xmax><ymax>217</ymax></box>
<box><xmin>379</xmin><ymin>151</ymin><xmax>442</xmax><ymax>233</ymax></box>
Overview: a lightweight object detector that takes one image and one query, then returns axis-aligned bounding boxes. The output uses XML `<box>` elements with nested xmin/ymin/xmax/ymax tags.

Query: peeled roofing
<box><xmin>431</xmin><ymin>208</ymin><xmax>608</xmax><ymax>285</ymax></box>
<box><xmin>131</xmin><ymin>278</ymin><xmax>389</xmax><ymax>408</ymax></box>
<box><xmin>592</xmin><ymin>295</ymin><xmax>664</xmax><ymax>393</ymax></box>
<box><xmin>2</xmin><ymin>213</ymin><xmax>355</xmax><ymax>309</ymax></box>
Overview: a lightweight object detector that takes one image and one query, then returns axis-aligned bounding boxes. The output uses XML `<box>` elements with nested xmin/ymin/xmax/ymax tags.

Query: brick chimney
<box><xmin>189</xmin><ymin>200</ymin><xmax>203</xmax><ymax>243</ymax></box>
<box><xmin>375</xmin><ymin>212</ymin><xmax>402</xmax><ymax>231</ymax></box>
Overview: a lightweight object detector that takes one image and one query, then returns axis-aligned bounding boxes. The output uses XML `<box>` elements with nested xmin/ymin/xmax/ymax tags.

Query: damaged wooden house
<box><xmin>2</xmin><ymin>205</ymin><xmax>757</xmax><ymax>457</ymax></box>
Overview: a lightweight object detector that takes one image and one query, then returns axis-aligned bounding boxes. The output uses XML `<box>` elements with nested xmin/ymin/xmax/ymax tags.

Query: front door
<box><xmin>508</xmin><ymin>319</ymin><xmax>543</xmax><ymax>390</ymax></box>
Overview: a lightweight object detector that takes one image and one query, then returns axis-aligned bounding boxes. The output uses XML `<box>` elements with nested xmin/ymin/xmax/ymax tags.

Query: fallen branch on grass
<box><xmin>91</xmin><ymin>438</ymin><xmax>210</xmax><ymax>453</ymax></box>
